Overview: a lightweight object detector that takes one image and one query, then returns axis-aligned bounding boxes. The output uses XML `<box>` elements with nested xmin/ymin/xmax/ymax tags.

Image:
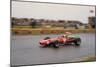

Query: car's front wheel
<box><xmin>74</xmin><ymin>38</ymin><xmax>81</xmax><ymax>46</ymax></box>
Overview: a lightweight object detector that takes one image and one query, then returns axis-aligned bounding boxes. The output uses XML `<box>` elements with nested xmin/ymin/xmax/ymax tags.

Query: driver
<box><xmin>62</xmin><ymin>32</ymin><xmax>72</xmax><ymax>38</ymax></box>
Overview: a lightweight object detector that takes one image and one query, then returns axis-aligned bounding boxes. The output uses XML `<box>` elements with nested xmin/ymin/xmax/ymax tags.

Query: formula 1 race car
<box><xmin>39</xmin><ymin>34</ymin><xmax>81</xmax><ymax>48</ymax></box>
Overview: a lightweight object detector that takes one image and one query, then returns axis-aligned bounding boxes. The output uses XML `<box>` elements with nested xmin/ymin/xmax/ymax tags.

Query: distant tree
<box><xmin>30</xmin><ymin>18</ymin><xmax>34</xmax><ymax>20</ymax></box>
<box><xmin>30</xmin><ymin>20</ymin><xmax>37</xmax><ymax>28</ymax></box>
<box><xmin>88</xmin><ymin>17</ymin><xmax>96</xmax><ymax>29</ymax></box>
<box><xmin>11</xmin><ymin>21</ymin><xmax>14</xmax><ymax>28</ymax></box>
<box><xmin>23</xmin><ymin>18</ymin><xmax>28</xmax><ymax>22</ymax></box>
<box><xmin>74</xmin><ymin>25</ymin><xmax>78</xmax><ymax>29</ymax></box>
<box><xmin>58</xmin><ymin>20</ymin><xmax>65</xmax><ymax>23</ymax></box>
<box><xmin>11</xmin><ymin>17</ymin><xmax>16</xmax><ymax>27</ymax></box>
<box><xmin>12</xmin><ymin>17</ymin><xmax>16</xmax><ymax>21</ymax></box>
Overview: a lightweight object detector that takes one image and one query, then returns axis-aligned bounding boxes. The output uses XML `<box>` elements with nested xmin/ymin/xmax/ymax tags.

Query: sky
<box><xmin>12</xmin><ymin>1</ymin><xmax>95</xmax><ymax>23</ymax></box>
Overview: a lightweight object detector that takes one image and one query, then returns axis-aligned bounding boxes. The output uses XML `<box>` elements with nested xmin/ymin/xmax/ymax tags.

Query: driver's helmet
<box><xmin>62</xmin><ymin>35</ymin><xmax>66</xmax><ymax>37</ymax></box>
<box><xmin>61</xmin><ymin>32</ymin><xmax>72</xmax><ymax>38</ymax></box>
<box><xmin>65</xmin><ymin>32</ymin><xmax>72</xmax><ymax>35</ymax></box>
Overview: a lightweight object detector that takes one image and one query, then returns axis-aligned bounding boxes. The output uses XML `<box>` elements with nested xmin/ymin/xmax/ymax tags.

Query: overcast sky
<box><xmin>12</xmin><ymin>1</ymin><xmax>95</xmax><ymax>23</ymax></box>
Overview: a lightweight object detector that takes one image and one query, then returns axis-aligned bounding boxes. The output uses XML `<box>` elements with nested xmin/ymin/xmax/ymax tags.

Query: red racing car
<box><xmin>39</xmin><ymin>34</ymin><xmax>81</xmax><ymax>48</ymax></box>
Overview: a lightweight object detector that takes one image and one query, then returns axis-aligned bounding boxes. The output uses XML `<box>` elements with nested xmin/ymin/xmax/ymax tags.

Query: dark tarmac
<box><xmin>11</xmin><ymin>33</ymin><xmax>96</xmax><ymax>66</ymax></box>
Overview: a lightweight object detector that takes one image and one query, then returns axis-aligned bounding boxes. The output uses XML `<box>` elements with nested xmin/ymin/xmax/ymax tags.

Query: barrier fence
<box><xmin>11</xmin><ymin>28</ymin><xmax>95</xmax><ymax>35</ymax></box>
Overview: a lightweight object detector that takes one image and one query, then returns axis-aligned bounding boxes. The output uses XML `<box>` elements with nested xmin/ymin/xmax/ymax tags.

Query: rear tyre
<box><xmin>44</xmin><ymin>37</ymin><xmax>50</xmax><ymax>40</ymax></box>
<box><xmin>74</xmin><ymin>38</ymin><xmax>81</xmax><ymax>46</ymax></box>
<box><xmin>52</xmin><ymin>41</ymin><xmax>59</xmax><ymax>48</ymax></box>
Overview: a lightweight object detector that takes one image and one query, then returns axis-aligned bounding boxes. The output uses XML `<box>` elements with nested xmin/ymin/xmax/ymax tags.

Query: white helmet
<box><xmin>65</xmin><ymin>32</ymin><xmax>72</xmax><ymax>35</ymax></box>
<box><xmin>61</xmin><ymin>35</ymin><xmax>66</xmax><ymax>37</ymax></box>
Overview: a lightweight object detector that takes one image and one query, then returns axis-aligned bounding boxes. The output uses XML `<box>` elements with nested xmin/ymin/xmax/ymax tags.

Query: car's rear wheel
<box><xmin>52</xmin><ymin>41</ymin><xmax>59</xmax><ymax>48</ymax></box>
<box><xmin>74</xmin><ymin>38</ymin><xmax>81</xmax><ymax>46</ymax></box>
<box><xmin>44</xmin><ymin>37</ymin><xmax>50</xmax><ymax>40</ymax></box>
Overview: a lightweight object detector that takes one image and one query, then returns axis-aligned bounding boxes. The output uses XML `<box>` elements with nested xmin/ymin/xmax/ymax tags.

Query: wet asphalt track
<box><xmin>11</xmin><ymin>33</ymin><xmax>96</xmax><ymax>66</ymax></box>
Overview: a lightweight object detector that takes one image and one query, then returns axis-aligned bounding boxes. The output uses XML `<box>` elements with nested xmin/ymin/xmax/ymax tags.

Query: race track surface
<box><xmin>11</xmin><ymin>33</ymin><xmax>96</xmax><ymax>66</ymax></box>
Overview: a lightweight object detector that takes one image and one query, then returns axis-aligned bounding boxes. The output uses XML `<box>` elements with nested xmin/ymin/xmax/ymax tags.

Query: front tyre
<box><xmin>74</xmin><ymin>38</ymin><xmax>81</xmax><ymax>46</ymax></box>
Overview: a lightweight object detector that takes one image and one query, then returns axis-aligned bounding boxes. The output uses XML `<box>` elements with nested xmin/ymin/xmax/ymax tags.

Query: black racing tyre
<box><xmin>74</xmin><ymin>38</ymin><xmax>81</xmax><ymax>46</ymax></box>
<box><xmin>52</xmin><ymin>41</ymin><xmax>59</xmax><ymax>48</ymax></box>
<box><xmin>44</xmin><ymin>37</ymin><xmax>50</xmax><ymax>40</ymax></box>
